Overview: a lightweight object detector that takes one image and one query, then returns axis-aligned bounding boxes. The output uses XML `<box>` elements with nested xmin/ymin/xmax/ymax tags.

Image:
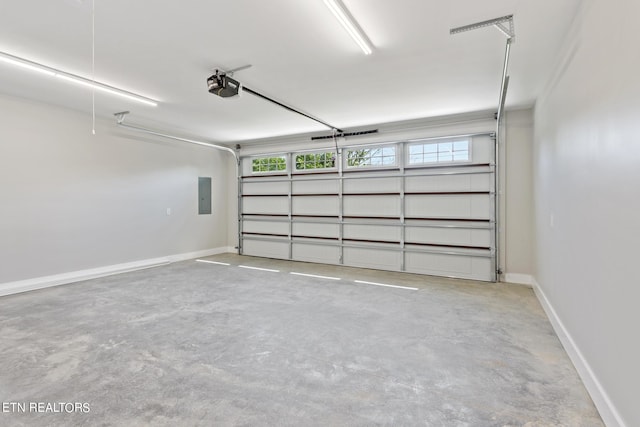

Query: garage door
<box><xmin>238</xmin><ymin>132</ymin><xmax>497</xmax><ymax>281</ymax></box>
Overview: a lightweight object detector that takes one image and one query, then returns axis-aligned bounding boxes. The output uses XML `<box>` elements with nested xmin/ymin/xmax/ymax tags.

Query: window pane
<box><xmin>252</xmin><ymin>156</ymin><xmax>286</xmax><ymax>173</ymax></box>
<box><xmin>407</xmin><ymin>140</ymin><xmax>472</xmax><ymax>166</ymax></box>
<box><xmin>346</xmin><ymin>146</ymin><xmax>397</xmax><ymax>168</ymax></box>
<box><xmin>293</xmin><ymin>151</ymin><xmax>336</xmax><ymax>171</ymax></box>
<box><xmin>409</xmin><ymin>154</ymin><xmax>422</xmax><ymax>164</ymax></box>
<box><xmin>424</xmin><ymin>144</ymin><xmax>437</xmax><ymax>154</ymax></box>
<box><xmin>424</xmin><ymin>153</ymin><xmax>438</xmax><ymax>163</ymax></box>
<box><xmin>453</xmin><ymin>140</ymin><xmax>468</xmax><ymax>151</ymax></box>
<box><xmin>438</xmin><ymin>142</ymin><xmax>453</xmax><ymax>154</ymax></box>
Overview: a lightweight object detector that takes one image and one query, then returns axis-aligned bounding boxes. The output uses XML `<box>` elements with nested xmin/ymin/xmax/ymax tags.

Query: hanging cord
<box><xmin>91</xmin><ymin>0</ymin><xmax>96</xmax><ymax>135</ymax></box>
<box><xmin>333</xmin><ymin>128</ymin><xmax>339</xmax><ymax>160</ymax></box>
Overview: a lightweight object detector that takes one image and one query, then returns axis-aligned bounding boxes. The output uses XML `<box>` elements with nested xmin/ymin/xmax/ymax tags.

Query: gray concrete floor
<box><xmin>0</xmin><ymin>254</ymin><xmax>603</xmax><ymax>426</ymax></box>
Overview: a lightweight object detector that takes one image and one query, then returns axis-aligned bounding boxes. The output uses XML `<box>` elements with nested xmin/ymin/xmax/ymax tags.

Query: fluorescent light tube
<box><xmin>55</xmin><ymin>74</ymin><xmax>157</xmax><ymax>106</ymax></box>
<box><xmin>322</xmin><ymin>0</ymin><xmax>373</xmax><ymax>55</ymax></box>
<box><xmin>0</xmin><ymin>54</ymin><xmax>56</xmax><ymax>76</ymax></box>
<box><xmin>0</xmin><ymin>50</ymin><xmax>158</xmax><ymax>106</ymax></box>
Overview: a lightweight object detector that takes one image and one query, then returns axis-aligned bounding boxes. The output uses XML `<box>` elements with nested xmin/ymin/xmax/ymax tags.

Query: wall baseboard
<box><xmin>0</xmin><ymin>246</ymin><xmax>232</xmax><ymax>298</ymax></box>
<box><xmin>166</xmin><ymin>247</ymin><xmax>236</xmax><ymax>263</ymax></box>
<box><xmin>503</xmin><ymin>273</ymin><xmax>534</xmax><ymax>287</ymax></box>
<box><xmin>532</xmin><ymin>278</ymin><xmax>626</xmax><ymax>427</ymax></box>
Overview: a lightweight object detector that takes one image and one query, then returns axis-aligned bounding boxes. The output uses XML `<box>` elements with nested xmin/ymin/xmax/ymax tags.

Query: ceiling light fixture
<box><xmin>322</xmin><ymin>0</ymin><xmax>373</xmax><ymax>55</ymax></box>
<box><xmin>0</xmin><ymin>51</ymin><xmax>158</xmax><ymax>107</ymax></box>
<box><xmin>0</xmin><ymin>53</ymin><xmax>55</xmax><ymax>76</ymax></box>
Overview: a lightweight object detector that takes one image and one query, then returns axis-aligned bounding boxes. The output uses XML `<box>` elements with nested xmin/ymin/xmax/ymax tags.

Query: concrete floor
<box><xmin>0</xmin><ymin>254</ymin><xmax>603</xmax><ymax>426</ymax></box>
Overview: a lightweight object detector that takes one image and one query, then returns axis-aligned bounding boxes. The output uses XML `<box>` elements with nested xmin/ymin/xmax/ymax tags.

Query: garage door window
<box><xmin>294</xmin><ymin>151</ymin><xmax>336</xmax><ymax>171</ymax></box>
<box><xmin>252</xmin><ymin>156</ymin><xmax>287</xmax><ymax>173</ymax></box>
<box><xmin>408</xmin><ymin>139</ymin><xmax>470</xmax><ymax>165</ymax></box>
<box><xmin>346</xmin><ymin>146</ymin><xmax>397</xmax><ymax>168</ymax></box>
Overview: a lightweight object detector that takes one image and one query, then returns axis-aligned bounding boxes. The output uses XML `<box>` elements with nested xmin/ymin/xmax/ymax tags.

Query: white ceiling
<box><xmin>0</xmin><ymin>0</ymin><xmax>580</xmax><ymax>144</ymax></box>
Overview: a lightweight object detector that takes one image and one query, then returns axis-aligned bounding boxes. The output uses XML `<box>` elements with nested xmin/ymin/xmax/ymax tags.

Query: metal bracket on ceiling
<box><xmin>450</xmin><ymin>14</ymin><xmax>515</xmax><ymax>42</ymax></box>
<box><xmin>493</xmin><ymin>21</ymin><xmax>515</xmax><ymax>40</ymax></box>
<box><xmin>113</xmin><ymin>111</ymin><xmax>130</xmax><ymax>124</ymax></box>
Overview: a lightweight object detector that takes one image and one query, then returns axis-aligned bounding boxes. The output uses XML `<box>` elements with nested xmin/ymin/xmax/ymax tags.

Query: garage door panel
<box><xmin>405</xmin><ymin>227</ymin><xmax>491</xmax><ymax>247</ymax></box>
<box><xmin>243</xmin><ymin>220</ymin><xmax>289</xmax><ymax>236</ymax></box>
<box><xmin>243</xmin><ymin>196</ymin><xmax>289</xmax><ymax>215</ymax></box>
<box><xmin>243</xmin><ymin>239</ymin><xmax>289</xmax><ymax>259</ymax></box>
<box><xmin>292</xmin><ymin>196</ymin><xmax>339</xmax><ymax>216</ymax></box>
<box><xmin>406</xmin><ymin>252</ymin><xmax>472</xmax><ymax>275</ymax></box>
<box><xmin>405</xmin><ymin>194</ymin><xmax>491</xmax><ymax>219</ymax></box>
<box><xmin>292</xmin><ymin>179</ymin><xmax>339</xmax><ymax>194</ymax></box>
<box><xmin>292</xmin><ymin>222</ymin><xmax>340</xmax><ymax>239</ymax></box>
<box><xmin>343</xmin><ymin>224</ymin><xmax>401</xmax><ymax>242</ymax></box>
<box><xmin>243</xmin><ymin>181</ymin><xmax>289</xmax><ymax>195</ymax></box>
<box><xmin>406</xmin><ymin>252</ymin><xmax>491</xmax><ymax>281</ymax></box>
<box><xmin>343</xmin><ymin>177</ymin><xmax>400</xmax><ymax>193</ymax></box>
<box><xmin>405</xmin><ymin>174</ymin><xmax>491</xmax><ymax>193</ymax></box>
<box><xmin>292</xmin><ymin>243</ymin><xmax>340</xmax><ymax>264</ymax></box>
<box><xmin>343</xmin><ymin>247</ymin><xmax>402</xmax><ymax>271</ymax></box>
<box><xmin>344</xmin><ymin>195</ymin><xmax>400</xmax><ymax>217</ymax></box>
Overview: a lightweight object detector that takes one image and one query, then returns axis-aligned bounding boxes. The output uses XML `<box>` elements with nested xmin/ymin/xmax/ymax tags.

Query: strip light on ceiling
<box><xmin>0</xmin><ymin>51</ymin><xmax>158</xmax><ymax>107</ymax></box>
<box><xmin>322</xmin><ymin>0</ymin><xmax>373</xmax><ymax>55</ymax></box>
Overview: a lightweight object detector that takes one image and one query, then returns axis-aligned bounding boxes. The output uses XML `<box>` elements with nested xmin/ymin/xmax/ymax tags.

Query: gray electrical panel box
<box><xmin>198</xmin><ymin>177</ymin><xmax>212</xmax><ymax>215</ymax></box>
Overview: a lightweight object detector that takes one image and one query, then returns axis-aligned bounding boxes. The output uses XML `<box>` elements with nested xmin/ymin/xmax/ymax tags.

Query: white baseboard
<box><xmin>532</xmin><ymin>278</ymin><xmax>626</xmax><ymax>427</ymax></box>
<box><xmin>166</xmin><ymin>246</ymin><xmax>235</xmax><ymax>262</ymax></box>
<box><xmin>503</xmin><ymin>273</ymin><xmax>534</xmax><ymax>287</ymax></box>
<box><xmin>0</xmin><ymin>246</ymin><xmax>233</xmax><ymax>298</ymax></box>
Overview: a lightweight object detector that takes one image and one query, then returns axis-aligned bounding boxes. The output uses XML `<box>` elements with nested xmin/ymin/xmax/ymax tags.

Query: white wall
<box><xmin>503</xmin><ymin>109</ymin><xmax>534</xmax><ymax>282</ymax></box>
<box><xmin>0</xmin><ymin>94</ymin><xmax>231</xmax><ymax>285</ymax></box>
<box><xmin>533</xmin><ymin>0</ymin><xmax>639</xmax><ymax>425</ymax></box>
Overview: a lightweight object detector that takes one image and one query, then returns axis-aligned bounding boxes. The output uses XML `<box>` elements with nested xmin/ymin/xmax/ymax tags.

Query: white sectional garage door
<box><xmin>239</xmin><ymin>133</ymin><xmax>497</xmax><ymax>281</ymax></box>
